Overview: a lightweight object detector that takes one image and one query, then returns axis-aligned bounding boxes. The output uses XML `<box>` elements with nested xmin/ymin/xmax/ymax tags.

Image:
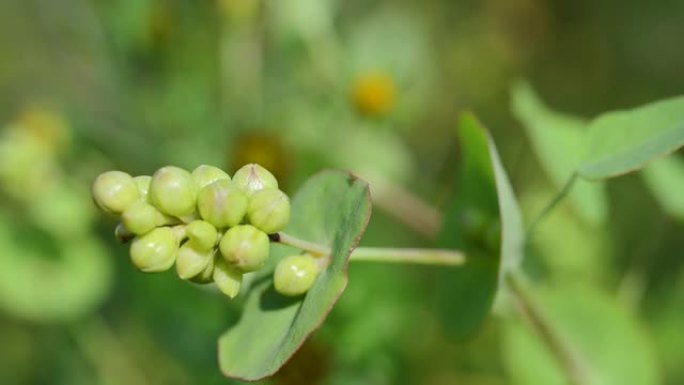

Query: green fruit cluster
<box><xmin>92</xmin><ymin>163</ymin><xmax>294</xmax><ymax>298</ymax></box>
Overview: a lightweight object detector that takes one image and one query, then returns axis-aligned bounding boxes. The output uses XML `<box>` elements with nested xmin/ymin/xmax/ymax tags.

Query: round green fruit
<box><xmin>273</xmin><ymin>255</ymin><xmax>319</xmax><ymax>297</ymax></box>
<box><xmin>197</xmin><ymin>179</ymin><xmax>248</xmax><ymax>228</ymax></box>
<box><xmin>149</xmin><ymin>166</ymin><xmax>197</xmax><ymax>217</ymax></box>
<box><xmin>129</xmin><ymin>227</ymin><xmax>178</xmax><ymax>273</ymax></box>
<box><xmin>232</xmin><ymin>163</ymin><xmax>278</xmax><ymax>196</ymax></box>
<box><xmin>192</xmin><ymin>165</ymin><xmax>230</xmax><ymax>189</ymax></box>
<box><xmin>247</xmin><ymin>188</ymin><xmax>290</xmax><ymax>234</ymax></box>
<box><xmin>92</xmin><ymin>170</ymin><xmax>140</xmax><ymax>215</ymax></box>
<box><xmin>219</xmin><ymin>224</ymin><xmax>269</xmax><ymax>272</ymax></box>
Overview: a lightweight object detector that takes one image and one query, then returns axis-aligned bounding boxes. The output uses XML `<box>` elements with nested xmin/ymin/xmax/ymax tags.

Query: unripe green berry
<box><xmin>92</xmin><ymin>170</ymin><xmax>140</xmax><ymax>214</ymax></box>
<box><xmin>149</xmin><ymin>166</ymin><xmax>197</xmax><ymax>217</ymax></box>
<box><xmin>185</xmin><ymin>220</ymin><xmax>219</xmax><ymax>250</ymax></box>
<box><xmin>176</xmin><ymin>240</ymin><xmax>214</xmax><ymax>280</ymax></box>
<box><xmin>121</xmin><ymin>200</ymin><xmax>169</xmax><ymax>235</ymax></box>
<box><xmin>197</xmin><ymin>179</ymin><xmax>248</xmax><ymax>228</ymax></box>
<box><xmin>129</xmin><ymin>227</ymin><xmax>178</xmax><ymax>273</ymax></box>
<box><xmin>232</xmin><ymin>163</ymin><xmax>278</xmax><ymax>195</ymax></box>
<box><xmin>213</xmin><ymin>259</ymin><xmax>243</xmax><ymax>298</ymax></box>
<box><xmin>192</xmin><ymin>165</ymin><xmax>230</xmax><ymax>189</ymax></box>
<box><xmin>247</xmin><ymin>188</ymin><xmax>290</xmax><ymax>234</ymax></box>
<box><xmin>190</xmin><ymin>253</ymin><xmax>216</xmax><ymax>284</ymax></box>
<box><xmin>274</xmin><ymin>255</ymin><xmax>319</xmax><ymax>297</ymax></box>
<box><xmin>133</xmin><ymin>175</ymin><xmax>152</xmax><ymax>201</ymax></box>
<box><xmin>219</xmin><ymin>224</ymin><xmax>269</xmax><ymax>272</ymax></box>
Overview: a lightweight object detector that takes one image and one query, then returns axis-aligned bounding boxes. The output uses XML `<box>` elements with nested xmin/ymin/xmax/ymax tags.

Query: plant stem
<box><xmin>272</xmin><ymin>232</ymin><xmax>331</xmax><ymax>256</ymax></box>
<box><xmin>351</xmin><ymin>247</ymin><xmax>464</xmax><ymax>266</ymax></box>
<box><xmin>525</xmin><ymin>172</ymin><xmax>577</xmax><ymax>240</ymax></box>
<box><xmin>272</xmin><ymin>232</ymin><xmax>464</xmax><ymax>266</ymax></box>
<box><xmin>506</xmin><ymin>272</ymin><xmax>590</xmax><ymax>385</ymax></box>
<box><xmin>369</xmin><ymin>176</ymin><xmax>442</xmax><ymax>240</ymax></box>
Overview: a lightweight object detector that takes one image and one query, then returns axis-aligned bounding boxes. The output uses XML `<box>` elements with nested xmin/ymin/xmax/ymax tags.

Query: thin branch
<box><xmin>272</xmin><ymin>232</ymin><xmax>465</xmax><ymax>266</ymax></box>
<box><xmin>369</xmin><ymin>177</ymin><xmax>442</xmax><ymax>240</ymax></box>
<box><xmin>506</xmin><ymin>273</ymin><xmax>591</xmax><ymax>385</ymax></box>
<box><xmin>525</xmin><ymin>173</ymin><xmax>578</xmax><ymax>241</ymax></box>
<box><xmin>351</xmin><ymin>247</ymin><xmax>464</xmax><ymax>266</ymax></box>
<box><xmin>270</xmin><ymin>232</ymin><xmax>330</xmax><ymax>256</ymax></box>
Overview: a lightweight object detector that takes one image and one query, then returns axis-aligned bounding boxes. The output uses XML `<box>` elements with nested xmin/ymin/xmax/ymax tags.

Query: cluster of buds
<box><xmin>92</xmin><ymin>163</ymin><xmax>318</xmax><ymax>298</ymax></box>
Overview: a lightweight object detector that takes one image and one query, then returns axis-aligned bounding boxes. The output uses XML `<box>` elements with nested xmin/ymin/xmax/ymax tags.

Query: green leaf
<box><xmin>503</xmin><ymin>283</ymin><xmax>661</xmax><ymax>385</ymax></box>
<box><xmin>0</xmin><ymin>216</ymin><xmax>112</xmax><ymax>322</ymax></box>
<box><xmin>511</xmin><ymin>81</ymin><xmax>608</xmax><ymax>225</ymax></box>
<box><xmin>218</xmin><ymin>170</ymin><xmax>371</xmax><ymax>381</ymax></box>
<box><xmin>578</xmin><ymin>95</ymin><xmax>684</xmax><ymax>179</ymax></box>
<box><xmin>437</xmin><ymin>113</ymin><xmax>524</xmax><ymax>339</ymax></box>
<box><xmin>641</xmin><ymin>154</ymin><xmax>684</xmax><ymax>220</ymax></box>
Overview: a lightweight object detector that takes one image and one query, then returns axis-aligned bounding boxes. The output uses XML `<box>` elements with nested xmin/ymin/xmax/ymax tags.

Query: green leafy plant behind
<box><xmin>503</xmin><ymin>282</ymin><xmax>661</xmax><ymax>385</ymax></box>
<box><xmin>218</xmin><ymin>170</ymin><xmax>371</xmax><ymax>381</ymax></box>
<box><xmin>578</xmin><ymin>95</ymin><xmax>684</xmax><ymax>179</ymax></box>
<box><xmin>511</xmin><ymin>81</ymin><xmax>607</xmax><ymax>226</ymax></box>
<box><xmin>641</xmin><ymin>154</ymin><xmax>684</xmax><ymax>220</ymax></box>
<box><xmin>438</xmin><ymin>113</ymin><xmax>523</xmax><ymax>339</ymax></box>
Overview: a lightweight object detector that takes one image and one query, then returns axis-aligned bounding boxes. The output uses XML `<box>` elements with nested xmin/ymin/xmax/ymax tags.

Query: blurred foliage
<box><xmin>1</xmin><ymin>0</ymin><xmax>684</xmax><ymax>384</ymax></box>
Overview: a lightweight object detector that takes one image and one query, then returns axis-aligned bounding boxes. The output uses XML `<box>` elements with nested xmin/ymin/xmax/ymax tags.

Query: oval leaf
<box><xmin>503</xmin><ymin>283</ymin><xmax>661</xmax><ymax>385</ymax></box>
<box><xmin>437</xmin><ymin>113</ymin><xmax>524</xmax><ymax>339</ymax></box>
<box><xmin>511</xmin><ymin>81</ymin><xmax>608</xmax><ymax>225</ymax></box>
<box><xmin>578</xmin><ymin>95</ymin><xmax>684</xmax><ymax>179</ymax></box>
<box><xmin>218</xmin><ymin>170</ymin><xmax>371</xmax><ymax>381</ymax></box>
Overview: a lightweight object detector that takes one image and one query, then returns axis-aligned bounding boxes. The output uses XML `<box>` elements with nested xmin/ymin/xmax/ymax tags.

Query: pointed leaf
<box><xmin>511</xmin><ymin>81</ymin><xmax>608</xmax><ymax>225</ymax></box>
<box><xmin>218</xmin><ymin>171</ymin><xmax>371</xmax><ymax>381</ymax></box>
<box><xmin>578</xmin><ymin>95</ymin><xmax>684</xmax><ymax>179</ymax></box>
<box><xmin>437</xmin><ymin>114</ymin><xmax>524</xmax><ymax>339</ymax></box>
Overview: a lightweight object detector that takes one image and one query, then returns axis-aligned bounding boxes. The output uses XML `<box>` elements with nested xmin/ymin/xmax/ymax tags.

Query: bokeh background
<box><xmin>1</xmin><ymin>0</ymin><xmax>684</xmax><ymax>384</ymax></box>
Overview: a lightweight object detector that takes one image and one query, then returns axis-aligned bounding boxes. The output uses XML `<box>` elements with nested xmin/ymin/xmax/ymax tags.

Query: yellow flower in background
<box><xmin>217</xmin><ymin>0</ymin><xmax>260</xmax><ymax>22</ymax></box>
<box><xmin>0</xmin><ymin>105</ymin><xmax>69</xmax><ymax>200</ymax></box>
<box><xmin>351</xmin><ymin>72</ymin><xmax>397</xmax><ymax>118</ymax></box>
<box><xmin>13</xmin><ymin>104</ymin><xmax>70</xmax><ymax>155</ymax></box>
<box><xmin>230</xmin><ymin>133</ymin><xmax>290</xmax><ymax>187</ymax></box>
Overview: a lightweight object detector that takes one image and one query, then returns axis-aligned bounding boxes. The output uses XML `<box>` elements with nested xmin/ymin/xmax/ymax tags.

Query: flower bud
<box><xmin>274</xmin><ymin>255</ymin><xmax>319</xmax><ymax>297</ymax></box>
<box><xmin>219</xmin><ymin>224</ymin><xmax>269</xmax><ymax>272</ymax></box>
<box><xmin>133</xmin><ymin>175</ymin><xmax>152</xmax><ymax>201</ymax></box>
<box><xmin>213</xmin><ymin>258</ymin><xmax>243</xmax><ymax>298</ymax></box>
<box><xmin>92</xmin><ymin>170</ymin><xmax>140</xmax><ymax>214</ymax></box>
<box><xmin>232</xmin><ymin>163</ymin><xmax>278</xmax><ymax>195</ymax></box>
<box><xmin>247</xmin><ymin>188</ymin><xmax>290</xmax><ymax>234</ymax></box>
<box><xmin>190</xmin><ymin>253</ymin><xmax>216</xmax><ymax>284</ymax></box>
<box><xmin>185</xmin><ymin>220</ymin><xmax>219</xmax><ymax>250</ymax></box>
<box><xmin>197</xmin><ymin>179</ymin><xmax>248</xmax><ymax>228</ymax></box>
<box><xmin>176</xmin><ymin>240</ymin><xmax>214</xmax><ymax>280</ymax></box>
<box><xmin>130</xmin><ymin>227</ymin><xmax>178</xmax><ymax>272</ymax></box>
<box><xmin>192</xmin><ymin>165</ymin><xmax>230</xmax><ymax>189</ymax></box>
<box><xmin>149</xmin><ymin>166</ymin><xmax>197</xmax><ymax>217</ymax></box>
<box><xmin>121</xmin><ymin>200</ymin><xmax>169</xmax><ymax>235</ymax></box>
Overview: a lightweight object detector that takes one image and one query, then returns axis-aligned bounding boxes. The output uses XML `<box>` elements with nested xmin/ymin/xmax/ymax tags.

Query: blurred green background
<box><xmin>1</xmin><ymin>0</ymin><xmax>684</xmax><ymax>384</ymax></box>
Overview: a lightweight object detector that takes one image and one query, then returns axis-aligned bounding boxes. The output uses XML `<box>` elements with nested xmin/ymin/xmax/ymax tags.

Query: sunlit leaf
<box><xmin>511</xmin><ymin>81</ymin><xmax>608</xmax><ymax>225</ymax></box>
<box><xmin>218</xmin><ymin>170</ymin><xmax>371</xmax><ymax>381</ymax></box>
<box><xmin>578</xmin><ymin>95</ymin><xmax>684</xmax><ymax>179</ymax></box>
<box><xmin>437</xmin><ymin>113</ymin><xmax>524</xmax><ymax>339</ymax></box>
<box><xmin>503</xmin><ymin>283</ymin><xmax>661</xmax><ymax>385</ymax></box>
<box><xmin>641</xmin><ymin>154</ymin><xmax>684</xmax><ymax>220</ymax></box>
